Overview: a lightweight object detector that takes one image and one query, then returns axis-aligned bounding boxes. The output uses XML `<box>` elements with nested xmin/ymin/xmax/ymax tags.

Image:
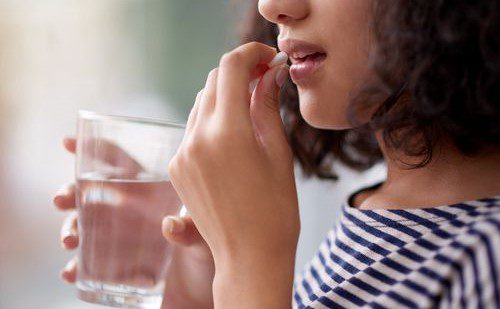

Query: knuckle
<box><xmin>208</xmin><ymin>68</ymin><xmax>219</xmax><ymax>78</ymax></box>
<box><xmin>196</xmin><ymin>125</ymin><xmax>226</xmax><ymax>149</ymax></box>
<box><xmin>195</xmin><ymin>89</ymin><xmax>204</xmax><ymax>101</ymax></box>
<box><xmin>245</xmin><ymin>41</ymin><xmax>263</xmax><ymax>52</ymax></box>
<box><xmin>208</xmin><ymin>132</ymin><xmax>226</xmax><ymax>148</ymax></box>
<box><xmin>241</xmin><ymin>41</ymin><xmax>274</xmax><ymax>56</ymax></box>
<box><xmin>168</xmin><ymin>154</ymin><xmax>186</xmax><ymax>177</ymax></box>
<box><xmin>219</xmin><ymin>124</ymin><xmax>250</xmax><ymax>143</ymax></box>
<box><xmin>208</xmin><ymin>122</ymin><xmax>230</xmax><ymax>139</ymax></box>
<box><xmin>167</xmin><ymin>158</ymin><xmax>178</xmax><ymax>176</ymax></box>
<box><xmin>220</xmin><ymin>51</ymin><xmax>243</xmax><ymax>67</ymax></box>
<box><xmin>184</xmin><ymin>136</ymin><xmax>204</xmax><ymax>157</ymax></box>
<box><xmin>205</xmin><ymin>68</ymin><xmax>219</xmax><ymax>85</ymax></box>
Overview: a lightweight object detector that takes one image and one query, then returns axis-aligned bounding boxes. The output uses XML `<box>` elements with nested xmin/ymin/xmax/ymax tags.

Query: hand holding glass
<box><xmin>75</xmin><ymin>111</ymin><xmax>185</xmax><ymax>308</ymax></box>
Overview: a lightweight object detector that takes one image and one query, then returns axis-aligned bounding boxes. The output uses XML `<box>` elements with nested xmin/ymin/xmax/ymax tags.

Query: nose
<box><xmin>258</xmin><ymin>0</ymin><xmax>310</xmax><ymax>25</ymax></box>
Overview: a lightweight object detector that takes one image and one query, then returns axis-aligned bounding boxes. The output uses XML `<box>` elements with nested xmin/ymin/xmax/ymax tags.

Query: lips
<box><xmin>278</xmin><ymin>39</ymin><xmax>327</xmax><ymax>83</ymax></box>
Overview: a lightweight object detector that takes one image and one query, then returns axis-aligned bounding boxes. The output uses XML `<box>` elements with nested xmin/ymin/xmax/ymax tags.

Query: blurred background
<box><xmin>0</xmin><ymin>1</ymin><xmax>385</xmax><ymax>308</ymax></box>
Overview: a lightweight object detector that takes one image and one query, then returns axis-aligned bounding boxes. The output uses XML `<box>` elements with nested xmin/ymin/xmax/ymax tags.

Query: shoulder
<box><xmin>442</xmin><ymin>199</ymin><xmax>500</xmax><ymax>308</ymax></box>
<box><xmin>451</xmin><ymin>197</ymin><xmax>500</xmax><ymax>264</ymax></box>
<box><xmin>455</xmin><ymin>197</ymin><xmax>500</xmax><ymax>240</ymax></box>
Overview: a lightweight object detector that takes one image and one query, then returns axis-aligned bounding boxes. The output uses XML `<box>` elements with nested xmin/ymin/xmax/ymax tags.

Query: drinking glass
<box><xmin>75</xmin><ymin>111</ymin><xmax>185</xmax><ymax>308</ymax></box>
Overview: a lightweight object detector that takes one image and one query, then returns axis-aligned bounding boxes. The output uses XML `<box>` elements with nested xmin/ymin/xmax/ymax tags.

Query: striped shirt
<box><xmin>293</xmin><ymin>189</ymin><xmax>500</xmax><ymax>309</ymax></box>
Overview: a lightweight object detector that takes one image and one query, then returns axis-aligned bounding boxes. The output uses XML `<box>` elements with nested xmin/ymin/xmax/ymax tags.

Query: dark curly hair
<box><xmin>240</xmin><ymin>0</ymin><xmax>500</xmax><ymax>180</ymax></box>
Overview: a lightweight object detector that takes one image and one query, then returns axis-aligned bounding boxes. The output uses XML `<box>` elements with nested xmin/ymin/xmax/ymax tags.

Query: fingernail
<box><xmin>63</xmin><ymin>137</ymin><xmax>75</xmax><ymax>149</ymax></box>
<box><xmin>275</xmin><ymin>65</ymin><xmax>289</xmax><ymax>88</ymax></box>
<box><xmin>53</xmin><ymin>194</ymin><xmax>66</xmax><ymax>206</ymax></box>
<box><xmin>53</xmin><ymin>195</ymin><xmax>63</xmax><ymax>206</ymax></box>
<box><xmin>62</xmin><ymin>235</ymin><xmax>78</xmax><ymax>249</ymax></box>
<box><xmin>61</xmin><ymin>260</ymin><xmax>76</xmax><ymax>283</ymax></box>
<box><xmin>268</xmin><ymin>51</ymin><xmax>289</xmax><ymax>67</ymax></box>
<box><xmin>54</xmin><ymin>184</ymin><xmax>73</xmax><ymax>206</ymax></box>
<box><xmin>164</xmin><ymin>216</ymin><xmax>185</xmax><ymax>234</ymax></box>
<box><xmin>60</xmin><ymin>270</ymin><xmax>70</xmax><ymax>283</ymax></box>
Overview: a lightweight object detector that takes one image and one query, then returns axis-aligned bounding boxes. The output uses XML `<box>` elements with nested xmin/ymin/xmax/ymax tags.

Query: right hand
<box><xmin>54</xmin><ymin>137</ymin><xmax>215</xmax><ymax>309</ymax></box>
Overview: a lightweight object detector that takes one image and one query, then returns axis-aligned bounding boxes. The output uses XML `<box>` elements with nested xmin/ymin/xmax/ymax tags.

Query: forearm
<box><xmin>213</xmin><ymin>252</ymin><xmax>296</xmax><ymax>309</ymax></box>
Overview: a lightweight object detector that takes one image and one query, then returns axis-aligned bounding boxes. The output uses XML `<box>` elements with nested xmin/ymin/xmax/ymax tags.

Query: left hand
<box><xmin>167</xmin><ymin>42</ymin><xmax>299</xmax><ymax>305</ymax></box>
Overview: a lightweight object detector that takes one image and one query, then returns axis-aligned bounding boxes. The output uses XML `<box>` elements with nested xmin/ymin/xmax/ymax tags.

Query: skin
<box><xmin>54</xmin><ymin>138</ymin><xmax>215</xmax><ymax>308</ymax></box>
<box><xmin>259</xmin><ymin>0</ymin><xmax>375</xmax><ymax>129</ymax></box>
<box><xmin>55</xmin><ymin>0</ymin><xmax>500</xmax><ymax>308</ymax></box>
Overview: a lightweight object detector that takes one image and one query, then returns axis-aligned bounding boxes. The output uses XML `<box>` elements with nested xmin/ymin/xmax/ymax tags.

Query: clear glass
<box><xmin>75</xmin><ymin>111</ymin><xmax>186</xmax><ymax>308</ymax></box>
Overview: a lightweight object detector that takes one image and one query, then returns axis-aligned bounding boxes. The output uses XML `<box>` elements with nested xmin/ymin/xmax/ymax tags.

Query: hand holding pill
<box><xmin>167</xmin><ymin>42</ymin><xmax>299</xmax><ymax>304</ymax></box>
<box><xmin>249</xmin><ymin>51</ymin><xmax>289</xmax><ymax>93</ymax></box>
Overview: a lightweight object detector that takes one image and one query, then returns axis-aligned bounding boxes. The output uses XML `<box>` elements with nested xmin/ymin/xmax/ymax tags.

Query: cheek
<box><xmin>297</xmin><ymin>84</ymin><xmax>352</xmax><ymax>130</ymax></box>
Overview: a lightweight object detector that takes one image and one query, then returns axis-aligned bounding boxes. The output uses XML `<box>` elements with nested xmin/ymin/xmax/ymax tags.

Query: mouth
<box><xmin>278</xmin><ymin>39</ymin><xmax>327</xmax><ymax>83</ymax></box>
<box><xmin>289</xmin><ymin>52</ymin><xmax>327</xmax><ymax>65</ymax></box>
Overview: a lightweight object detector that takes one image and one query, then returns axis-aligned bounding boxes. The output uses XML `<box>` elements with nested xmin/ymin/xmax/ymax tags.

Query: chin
<box><xmin>298</xmin><ymin>92</ymin><xmax>352</xmax><ymax>130</ymax></box>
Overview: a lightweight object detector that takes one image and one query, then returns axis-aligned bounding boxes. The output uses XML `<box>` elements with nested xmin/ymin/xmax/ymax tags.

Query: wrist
<box><xmin>213</xmin><ymin>250</ymin><xmax>296</xmax><ymax>309</ymax></box>
<box><xmin>162</xmin><ymin>293</ymin><xmax>212</xmax><ymax>309</ymax></box>
<box><xmin>161</xmin><ymin>248</ymin><xmax>215</xmax><ymax>309</ymax></box>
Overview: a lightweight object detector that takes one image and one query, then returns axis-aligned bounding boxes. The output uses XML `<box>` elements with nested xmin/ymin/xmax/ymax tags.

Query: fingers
<box><xmin>162</xmin><ymin>215</ymin><xmax>205</xmax><ymax>247</ymax></box>
<box><xmin>68</xmin><ymin>137</ymin><xmax>143</xmax><ymax>174</ymax></box>
<box><xmin>60</xmin><ymin>211</ymin><xmax>79</xmax><ymax>250</ymax></box>
<box><xmin>196</xmin><ymin>68</ymin><xmax>219</xmax><ymax>119</ymax></box>
<box><xmin>185</xmin><ymin>90</ymin><xmax>203</xmax><ymax>137</ymax></box>
<box><xmin>87</xmin><ymin>139</ymin><xmax>143</xmax><ymax>174</ymax></box>
<box><xmin>249</xmin><ymin>52</ymin><xmax>288</xmax><ymax>94</ymax></box>
<box><xmin>60</xmin><ymin>257</ymin><xmax>78</xmax><ymax>284</ymax></box>
<box><xmin>251</xmin><ymin>64</ymin><xmax>271</xmax><ymax>81</ymax></box>
<box><xmin>53</xmin><ymin>184</ymin><xmax>76</xmax><ymax>211</ymax></box>
<box><xmin>182</xmin><ymin>69</ymin><xmax>219</xmax><ymax>144</ymax></box>
<box><xmin>250</xmin><ymin>64</ymin><xmax>290</xmax><ymax>150</ymax></box>
<box><xmin>217</xmin><ymin>42</ymin><xmax>277</xmax><ymax>119</ymax></box>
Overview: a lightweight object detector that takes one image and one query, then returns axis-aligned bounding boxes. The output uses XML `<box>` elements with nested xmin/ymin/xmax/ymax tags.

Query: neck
<box><xmin>356</xmin><ymin>132</ymin><xmax>500</xmax><ymax>210</ymax></box>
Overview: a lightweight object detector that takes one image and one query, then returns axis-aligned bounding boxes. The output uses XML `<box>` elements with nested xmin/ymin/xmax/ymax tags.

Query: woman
<box><xmin>54</xmin><ymin>0</ymin><xmax>500</xmax><ymax>307</ymax></box>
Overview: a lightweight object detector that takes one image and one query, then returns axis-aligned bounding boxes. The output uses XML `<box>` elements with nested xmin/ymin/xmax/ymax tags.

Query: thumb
<box><xmin>250</xmin><ymin>64</ymin><xmax>290</xmax><ymax>149</ymax></box>
<box><xmin>162</xmin><ymin>215</ymin><xmax>206</xmax><ymax>248</ymax></box>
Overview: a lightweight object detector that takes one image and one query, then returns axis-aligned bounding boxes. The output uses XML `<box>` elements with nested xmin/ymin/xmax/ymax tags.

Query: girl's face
<box><xmin>258</xmin><ymin>0</ymin><xmax>374</xmax><ymax>129</ymax></box>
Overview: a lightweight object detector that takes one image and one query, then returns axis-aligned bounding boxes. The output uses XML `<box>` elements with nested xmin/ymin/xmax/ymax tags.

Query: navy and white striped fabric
<box><xmin>293</xmin><ymin>194</ymin><xmax>500</xmax><ymax>308</ymax></box>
